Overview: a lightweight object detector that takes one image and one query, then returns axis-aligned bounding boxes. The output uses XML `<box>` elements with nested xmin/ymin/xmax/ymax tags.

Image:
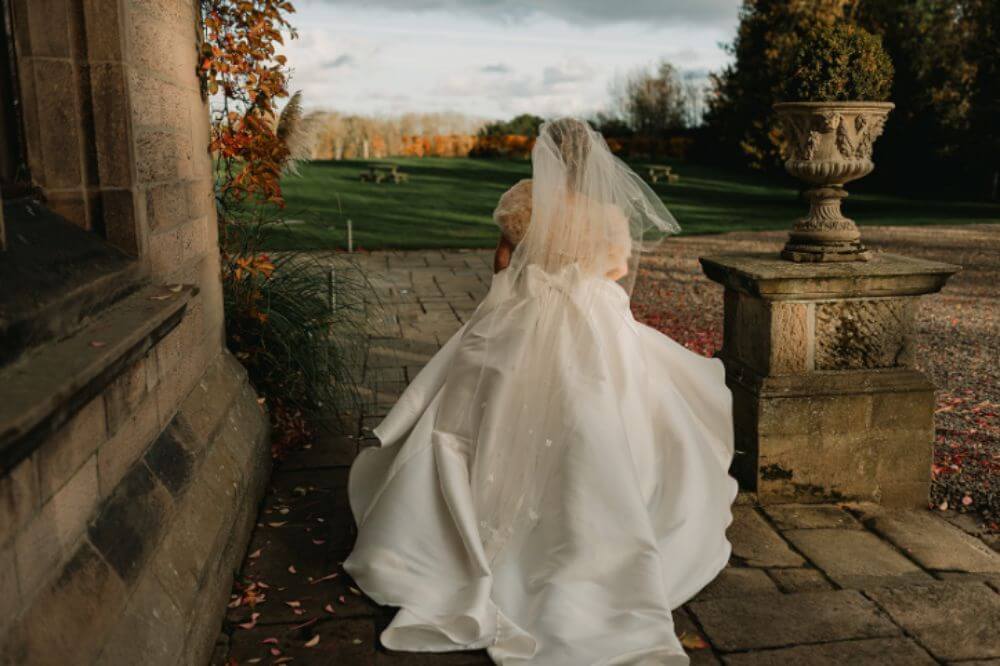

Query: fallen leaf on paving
<box><xmin>273</xmin><ymin>658</ymin><xmax>294</xmax><ymax>665</ymax></box>
<box><xmin>285</xmin><ymin>601</ymin><xmax>301</xmax><ymax>608</ymax></box>
<box><xmin>338</xmin><ymin>595</ymin><xmax>346</xmax><ymax>604</ymax></box>
<box><xmin>168</xmin><ymin>284</ymin><xmax>184</xmax><ymax>292</ymax></box>
<box><xmin>312</xmin><ymin>539</ymin><xmax>326</xmax><ymax>545</ymax></box>
<box><xmin>288</xmin><ymin>565</ymin><xmax>297</xmax><ymax>574</ymax></box>
<box><xmin>238</xmin><ymin>612</ymin><xmax>261</xmax><ymax>630</ymax></box>
<box><xmin>310</xmin><ymin>572</ymin><xmax>339</xmax><ymax>584</ymax></box>
<box><xmin>304</xmin><ymin>635</ymin><xmax>320</xmax><ymax>648</ymax></box>
<box><xmin>249</xmin><ymin>549</ymin><xmax>262</xmax><ymax>559</ymax></box>
<box><xmin>270</xmin><ymin>647</ymin><xmax>282</xmax><ymax>656</ymax></box>
<box><xmin>679</xmin><ymin>632</ymin><xmax>709</xmax><ymax>650</ymax></box>
<box><xmin>324</xmin><ymin>604</ymin><xmax>335</xmax><ymax>614</ymax></box>
<box><xmin>349</xmin><ymin>587</ymin><xmax>362</xmax><ymax>596</ymax></box>
<box><xmin>260</xmin><ymin>638</ymin><xmax>279</xmax><ymax>646</ymax></box>
<box><xmin>89</xmin><ymin>340</ymin><xmax>107</xmax><ymax>348</ymax></box>
<box><xmin>268</xmin><ymin>521</ymin><xmax>287</xmax><ymax>528</ymax></box>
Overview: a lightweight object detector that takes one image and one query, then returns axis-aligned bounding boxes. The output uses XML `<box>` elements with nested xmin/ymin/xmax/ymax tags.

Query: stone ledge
<box><xmin>0</xmin><ymin>284</ymin><xmax>195</xmax><ymax>475</ymax></box>
<box><xmin>0</xmin><ymin>199</ymin><xmax>145</xmax><ymax>368</ymax></box>
<box><xmin>700</xmin><ymin>252</ymin><xmax>959</xmax><ymax>300</ymax></box>
<box><xmin>724</xmin><ymin>359</ymin><xmax>934</xmax><ymax>398</ymax></box>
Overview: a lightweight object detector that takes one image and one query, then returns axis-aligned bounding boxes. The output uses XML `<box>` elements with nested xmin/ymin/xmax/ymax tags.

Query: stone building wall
<box><xmin>0</xmin><ymin>0</ymin><xmax>270</xmax><ymax>663</ymax></box>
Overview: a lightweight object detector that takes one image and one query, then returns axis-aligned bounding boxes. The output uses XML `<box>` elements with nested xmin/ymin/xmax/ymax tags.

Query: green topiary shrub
<box><xmin>782</xmin><ymin>23</ymin><xmax>894</xmax><ymax>102</ymax></box>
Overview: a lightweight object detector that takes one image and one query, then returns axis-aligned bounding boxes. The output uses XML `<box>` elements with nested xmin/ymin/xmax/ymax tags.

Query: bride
<box><xmin>345</xmin><ymin>118</ymin><xmax>737</xmax><ymax>665</ymax></box>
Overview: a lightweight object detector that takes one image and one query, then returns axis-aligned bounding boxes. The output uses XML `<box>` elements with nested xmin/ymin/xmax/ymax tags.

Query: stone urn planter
<box><xmin>774</xmin><ymin>101</ymin><xmax>894</xmax><ymax>262</ymax></box>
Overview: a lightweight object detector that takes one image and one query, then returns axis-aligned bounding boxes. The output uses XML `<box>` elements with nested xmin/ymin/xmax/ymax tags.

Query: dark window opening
<box><xmin>0</xmin><ymin>0</ymin><xmax>27</xmax><ymax>194</ymax></box>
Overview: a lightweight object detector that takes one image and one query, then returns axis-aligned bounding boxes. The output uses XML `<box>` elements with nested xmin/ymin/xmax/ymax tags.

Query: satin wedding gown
<box><xmin>345</xmin><ymin>120</ymin><xmax>737</xmax><ymax>665</ymax></box>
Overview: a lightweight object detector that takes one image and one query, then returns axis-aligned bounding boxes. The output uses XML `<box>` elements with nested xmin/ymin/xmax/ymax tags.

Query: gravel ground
<box><xmin>632</xmin><ymin>224</ymin><xmax>1000</xmax><ymax>529</ymax></box>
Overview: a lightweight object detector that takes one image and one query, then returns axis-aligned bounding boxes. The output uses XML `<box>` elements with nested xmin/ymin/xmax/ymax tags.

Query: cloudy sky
<box><xmin>283</xmin><ymin>0</ymin><xmax>742</xmax><ymax>120</ymax></box>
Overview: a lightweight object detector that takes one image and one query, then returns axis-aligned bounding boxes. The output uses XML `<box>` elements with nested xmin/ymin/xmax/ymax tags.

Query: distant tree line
<box><xmin>303</xmin><ymin>0</ymin><xmax>999</xmax><ymax>201</ymax></box>
<box><xmin>704</xmin><ymin>0</ymin><xmax>1000</xmax><ymax>199</ymax></box>
<box><xmin>477</xmin><ymin>113</ymin><xmax>546</xmax><ymax>138</ymax></box>
<box><xmin>307</xmin><ymin>111</ymin><xmax>485</xmax><ymax>160</ymax></box>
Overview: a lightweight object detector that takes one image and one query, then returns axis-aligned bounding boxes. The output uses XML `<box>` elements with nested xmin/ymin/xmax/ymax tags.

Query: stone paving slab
<box><xmin>673</xmin><ymin>608</ymin><xmax>724</xmax><ymax>665</ymax></box>
<box><xmin>762</xmin><ymin>504</ymin><xmax>862</xmax><ymax>531</ymax></box>
<box><xmin>689</xmin><ymin>590</ymin><xmax>899</xmax><ymax>652</ymax></box>
<box><xmin>766</xmin><ymin>568</ymin><xmax>834</xmax><ymax>593</ymax></box>
<box><xmin>854</xmin><ymin>505</ymin><xmax>1000</xmax><ymax>573</ymax></box>
<box><xmin>375</xmin><ymin>649</ymin><xmax>492</xmax><ymax>665</ymax></box>
<box><xmin>783</xmin><ymin>528</ymin><xmax>931</xmax><ymax>588</ymax></box>
<box><xmin>279</xmin><ymin>433</ymin><xmax>358</xmax><ymax>470</ymax></box>
<box><xmin>227</xmin><ymin>618</ymin><xmax>376</xmax><ymax>665</ymax></box>
<box><xmin>721</xmin><ymin>637</ymin><xmax>936</xmax><ymax>666</ymax></box>
<box><xmin>941</xmin><ymin>512</ymin><xmax>1000</xmax><ymax>554</ymax></box>
<box><xmin>864</xmin><ymin>581</ymin><xmax>1000</xmax><ymax>661</ymax></box>
<box><xmin>698</xmin><ymin>567</ymin><xmax>778</xmax><ymax>600</ymax></box>
<box><xmin>215</xmin><ymin>249</ymin><xmax>1000</xmax><ymax>666</ymax></box>
<box><xmin>728</xmin><ymin>506</ymin><xmax>805</xmax><ymax>568</ymax></box>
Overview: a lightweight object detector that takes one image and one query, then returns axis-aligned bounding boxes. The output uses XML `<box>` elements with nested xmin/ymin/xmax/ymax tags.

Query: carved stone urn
<box><xmin>773</xmin><ymin>101</ymin><xmax>894</xmax><ymax>262</ymax></box>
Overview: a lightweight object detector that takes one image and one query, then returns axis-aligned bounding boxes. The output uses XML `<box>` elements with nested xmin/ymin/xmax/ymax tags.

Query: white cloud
<box><xmin>542</xmin><ymin>62</ymin><xmax>595</xmax><ymax>86</ymax></box>
<box><xmin>311</xmin><ymin>0</ymin><xmax>740</xmax><ymax>27</ymax></box>
<box><xmin>283</xmin><ymin>0</ymin><xmax>738</xmax><ymax>118</ymax></box>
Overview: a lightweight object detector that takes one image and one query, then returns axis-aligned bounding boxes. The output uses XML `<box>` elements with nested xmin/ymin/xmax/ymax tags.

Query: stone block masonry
<box><xmin>1</xmin><ymin>0</ymin><xmax>271</xmax><ymax>663</ymax></box>
<box><xmin>2</xmin><ymin>354</ymin><xmax>269</xmax><ymax>664</ymax></box>
<box><xmin>701</xmin><ymin>253</ymin><xmax>958</xmax><ymax>507</ymax></box>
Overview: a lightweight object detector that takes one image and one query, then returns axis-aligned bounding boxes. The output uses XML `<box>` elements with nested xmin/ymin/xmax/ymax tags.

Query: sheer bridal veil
<box><xmin>452</xmin><ymin>119</ymin><xmax>681</xmax><ymax>562</ymax></box>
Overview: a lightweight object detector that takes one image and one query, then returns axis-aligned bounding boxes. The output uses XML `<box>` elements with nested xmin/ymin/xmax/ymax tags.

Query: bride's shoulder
<box><xmin>506</xmin><ymin>178</ymin><xmax>532</xmax><ymax>197</ymax></box>
<box><xmin>494</xmin><ymin>179</ymin><xmax>533</xmax><ymax>243</ymax></box>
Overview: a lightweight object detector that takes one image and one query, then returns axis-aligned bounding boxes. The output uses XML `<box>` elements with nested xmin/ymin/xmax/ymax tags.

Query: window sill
<box><xmin>0</xmin><ymin>282</ymin><xmax>195</xmax><ymax>474</ymax></box>
<box><xmin>0</xmin><ymin>198</ymin><xmax>144</xmax><ymax>367</ymax></box>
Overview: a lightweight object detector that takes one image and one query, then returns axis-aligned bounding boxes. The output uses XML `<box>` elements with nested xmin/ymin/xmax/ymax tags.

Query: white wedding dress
<box><xmin>344</xmin><ymin>120</ymin><xmax>737</xmax><ymax>665</ymax></box>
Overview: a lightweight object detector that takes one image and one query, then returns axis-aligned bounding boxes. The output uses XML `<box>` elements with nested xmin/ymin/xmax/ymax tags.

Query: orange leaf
<box><xmin>679</xmin><ymin>632</ymin><xmax>709</xmax><ymax>650</ymax></box>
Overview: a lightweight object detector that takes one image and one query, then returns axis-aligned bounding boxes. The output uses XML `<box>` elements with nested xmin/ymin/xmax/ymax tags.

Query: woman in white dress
<box><xmin>345</xmin><ymin>118</ymin><xmax>738</xmax><ymax>665</ymax></box>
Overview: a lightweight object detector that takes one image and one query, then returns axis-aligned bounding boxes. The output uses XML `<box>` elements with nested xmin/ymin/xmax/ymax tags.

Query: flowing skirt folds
<box><xmin>345</xmin><ymin>268</ymin><xmax>738</xmax><ymax>665</ymax></box>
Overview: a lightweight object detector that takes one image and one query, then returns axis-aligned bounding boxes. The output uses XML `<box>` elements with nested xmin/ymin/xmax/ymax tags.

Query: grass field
<box><xmin>261</xmin><ymin>157</ymin><xmax>1000</xmax><ymax>250</ymax></box>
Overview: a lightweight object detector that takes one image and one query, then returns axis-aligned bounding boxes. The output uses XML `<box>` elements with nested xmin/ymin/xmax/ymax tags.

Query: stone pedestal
<box><xmin>700</xmin><ymin>252</ymin><xmax>958</xmax><ymax>507</ymax></box>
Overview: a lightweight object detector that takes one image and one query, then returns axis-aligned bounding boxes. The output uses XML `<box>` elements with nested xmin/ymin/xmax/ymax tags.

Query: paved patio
<box><xmin>215</xmin><ymin>247</ymin><xmax>1000</xmax><ymax>666</ymax></box>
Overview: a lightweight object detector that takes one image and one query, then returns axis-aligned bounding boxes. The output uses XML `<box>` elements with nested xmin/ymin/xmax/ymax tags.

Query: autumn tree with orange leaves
<box><xmin>197</xmin><ymin>1</ymin><xmax>369</xmax><ymax>457</ymax></box>
<box><xmin>200</xmin><ymin>0</ymin><xmax>296</xmax><ymax>207</ymax></box>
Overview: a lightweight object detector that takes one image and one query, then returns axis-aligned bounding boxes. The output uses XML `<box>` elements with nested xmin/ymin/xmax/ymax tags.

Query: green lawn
<box><xmin>261</xmin><ymin>157</ymin><xmax>1000</xmax><ymax>250</ymax></box>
